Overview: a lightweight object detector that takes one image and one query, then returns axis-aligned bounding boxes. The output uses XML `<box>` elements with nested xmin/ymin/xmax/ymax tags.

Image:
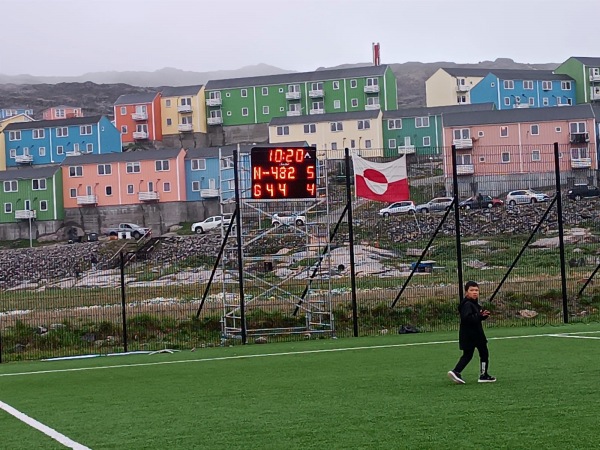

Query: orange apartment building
<box><xmin>113</xmin><ymin>93</ymin><xmax>162</xmax><ymax>146</ymax></box>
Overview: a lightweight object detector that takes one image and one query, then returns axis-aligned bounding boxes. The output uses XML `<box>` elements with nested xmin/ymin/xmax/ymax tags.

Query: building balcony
<box><xmin>178</xmin><ymin>123</ymin><xmax>193</xmax><ymax>132</ymax></box>
<box><xmin>309</xmin><ymin>108</ymin><xmax>324</xmax><ymax>115</ymax></box>
<box><xmin>589</xmin><ymin>73</ymin><xmax>600</xmax><ymax>82</ymax></box>
<box><xmin>397</xmin><ymin>145</ymin><xmax>415</xmax><ymax>154</ymax></box>
<box><xmin>286</xmin><ymin>110</ymin><xmax>301</xmax><ymax>117</ymax></box>
<box><xmin>77</xmin><ymin>195</ymin><xmax>97</xmax><ymax>205</ymax></box>
<box><xmin>453</xmin><ymin>138</ymin><xmax>473</xmax><ymax>149</ymax></box>
<box><xmin>206</xmin><ymin>98</ymin><xmax>222</xmax><ymax>106</ymax></box>
<box><xmin>570</xmin><ymin>132</ymin><xmax>589</xmax><ymax>144</ymax></box>
<box><xmin>365</xmin><ymin>103</ymin><xmax>381</xmax><ymax>110</ymax></box>
<box><xmin>200</xmin><ymin>188</ymin><xmax>219</xmax><ymax>198</ymax></box>
<box><xmin>285</xmin><ymin>91</ymin><xmax>301</xmax><ymax>100</ymax></box>
<box><xmin>590</xmin><ymin>88</ymin><xmax>600</xmax><ymax>100</ymax></box>
<box><xmin>15</xmin><ymin>209</ymin><xmax>36</xmax><ymax>219</ymax></box>
<box><xmin>513</xmin><ymin>104</ymin><xmax>530</xmax><ymax>109</ymax></box>
<box><xmin>364</xmin><ymin>85</ymin><xmax>380</xmax><ymax>93</ymax></box>
<box><xmin>571</xmin><ymin>158</ymin><xmax>592</xmax><ymax>169</ymax></box>
<box><xmin>456</xmin><ymin>85</ymin><xmax>471</xmax><ymax>92</ymax></box>
<box><xmin>132</xmin><ymin>112</ymin><xmax>148</xmax><ymax>121</ymax></box>
<box><xmin>456</xmin><ymin>164</ymin><xmax>474</xmax><ymax>175</ymax></box>
<box><xmin>308</xmin><ymin>89</ymin><xmax>324</xmax><ymax>98</ymax></box>
<box><xmin>207</xmin><ymin>116</ymin><xmax>223</xmax><ymax>125</ymax></box>
<box><xmin>133</xmin><ymin>131</ymin><xmax>149</xmax><ymax>140</ymax></box>
<box><xmin>65</xmin><ymin>150</ymin><xmax>81</xmax><ymax>157</ymax></box>
<box><xmin>177</xmin><ymin>105</ymin><xmax>192</xmax><ymax>113</ymax></box>
<box><xmin>139</xmin><ymin>191</ymin><xmax>159</xmax><ymax>201</ymax></box>
<box><xmin>15</xmin><ymin>154</ymin><xmax>33</xmax><ymax>164</ymax></box>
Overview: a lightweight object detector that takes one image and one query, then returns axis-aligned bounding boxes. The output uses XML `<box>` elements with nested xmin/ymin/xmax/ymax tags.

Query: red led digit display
<box><xmin>251</xmin><ymin>146</ymin><xmax>317</xmax><ymax>199</ymax></box>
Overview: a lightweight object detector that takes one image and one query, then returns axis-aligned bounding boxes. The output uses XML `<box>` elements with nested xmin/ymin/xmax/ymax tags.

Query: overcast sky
<box><xmin>3</xmin><ymin>0</ymin><xmax>600</xmax><ymax>76</ymax></box>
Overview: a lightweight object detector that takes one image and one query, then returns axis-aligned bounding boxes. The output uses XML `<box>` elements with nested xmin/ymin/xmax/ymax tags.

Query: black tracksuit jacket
<box><xmin>458</xmin><ymin>297</ymin><xmax>488</xmax><ymax>350</ymax></box>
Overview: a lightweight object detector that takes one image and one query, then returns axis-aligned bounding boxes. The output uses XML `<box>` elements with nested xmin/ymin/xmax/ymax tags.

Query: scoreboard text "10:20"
<box><xmin>251</xmin><ymin>147</ymin><xmax>317</xmax><ymax>199</ymax></box>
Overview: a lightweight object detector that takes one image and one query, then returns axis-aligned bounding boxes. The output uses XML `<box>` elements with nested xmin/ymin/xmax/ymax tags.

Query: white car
<box><xmin>191</xmin><ymin>215</ymin><xmax>232</xmax><ymax>234</ymax></box>
<box><xmin>505</xmin><ymin>190</ymin><xmax>550</xmax><ymax>206</ymax></box>
<box><xmin>272</xmin><ymin>213</ymin><xmax>306</xmax><ymax>226</ymax></box>
<box><xmin>378</xmin><ymin>201</ymin><xmax>416</xmax><ymax>217</ymax></box>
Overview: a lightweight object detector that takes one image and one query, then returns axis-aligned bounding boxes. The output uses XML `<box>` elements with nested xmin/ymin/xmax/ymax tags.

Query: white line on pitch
<box><xmin>0</xmin><ymin>331</ymin><xmax>590</xmax><ymax>379</ymax></box>
<box><xmin>0</xmin><ymin>400</ymin><xmax>90</xmax><ymax>449</ymax></box>
<box><xmin>548</xmin><ymin>334</ymin><xmax>600</xmax><ymax>340</ymax></box>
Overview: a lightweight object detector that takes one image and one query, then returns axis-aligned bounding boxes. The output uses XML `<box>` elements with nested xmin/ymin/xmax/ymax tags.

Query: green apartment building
<box><xmin>554</xmin><ymin>57</ymin><xmax>600</xmax><ymax>104</ymax></box>
<box><xmin>382</xmin><ymin>103</ymin><xmax>496</xmax><ymax>157</ymax></box>
<box><xmin>204</xmin><ymin>65</ymin><xmax>398</xmax><ymax>128</ymax></box>
<box><xmin>0</xmin><ymin>166</ymin><xmax>64</xmax><ymax>224</ymax></box>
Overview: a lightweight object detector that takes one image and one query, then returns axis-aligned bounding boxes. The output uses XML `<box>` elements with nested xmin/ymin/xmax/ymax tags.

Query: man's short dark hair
<box><xmin>465</xmin><ymin>280</ymin><xmax>479</xmax><ymax>291</ymax></box>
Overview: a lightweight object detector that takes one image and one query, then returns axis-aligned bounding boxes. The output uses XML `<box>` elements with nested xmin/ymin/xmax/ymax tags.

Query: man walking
<box><xmin>448</xmin><ymin>281</ymin><xmax>496</xmax><ymax>384</ymax></box>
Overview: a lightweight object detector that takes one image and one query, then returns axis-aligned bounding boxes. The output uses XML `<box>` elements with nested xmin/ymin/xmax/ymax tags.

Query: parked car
<box><xmin>378</xmin><ymin>201</ymin><xmax>416</xmax><ymax>217</ymax></box>
<box><xmin>272</xmin><ymin>213</ymin><xmax>306</xmax><ymax>226</ymax></box>
<box><xmin>459</xmin><ymin>195</ymin><xmax>504</xmax><ymax>210</ymax></box>
<box><xmin>191</xmin><ymin>215</ymin><xmax>232</xmax><ymax>234</ymax></box>
<box><xmin>505</xmin><ymin>189</ymin><xmax>549</xmax><ymax>206</ymax></box>
<box><xmin>567</xmin><ymin>184</ymin><xmax>600</xmax><ymax>200</ymax></box>
<box><xmin>415</xmin><ymin>197</ymin><xmax>453</xmax><ymax>213</ymax></box>
<box><xmin>105</xmin><ymin>223</ymin><xmax>151</xmax><ymax>239</ymax></box>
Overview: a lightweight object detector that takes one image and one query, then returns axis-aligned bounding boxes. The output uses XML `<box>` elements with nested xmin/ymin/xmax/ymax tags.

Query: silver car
<box><xmin>415</xmin><ymin>197</ymin><xmax>453</xmax><ymax>213</ymax></box>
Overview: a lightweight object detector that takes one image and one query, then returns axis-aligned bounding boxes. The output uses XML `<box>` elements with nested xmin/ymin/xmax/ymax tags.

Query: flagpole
<box><xmin>345</xmin><ymin>148</ymin><xmax>359</xmax><ymax>338</ymax></box>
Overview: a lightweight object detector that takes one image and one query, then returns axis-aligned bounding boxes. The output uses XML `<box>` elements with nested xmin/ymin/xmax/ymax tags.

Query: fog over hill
<box><xmin>0</xmin><ymin>58</ymin><xmax>560</xmax><ymax>117</ymax></box>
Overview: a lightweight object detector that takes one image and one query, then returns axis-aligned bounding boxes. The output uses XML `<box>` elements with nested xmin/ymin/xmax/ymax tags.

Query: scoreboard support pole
<box><xmin>345</xmin><ymin>148</ymin><xmax>359</xmax><ymax>338</ymax></box>
<box><xmin>233</xmin><ymin>149</ymin><xmax>247</xmax><ymax>344</ymax></box>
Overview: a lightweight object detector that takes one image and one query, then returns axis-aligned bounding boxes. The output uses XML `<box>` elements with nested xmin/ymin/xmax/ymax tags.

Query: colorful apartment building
<box><xmin>0</xmin><ymin>107</ymin><xmax>34</xmax><ymax>120</ymax></box>
<box><xmin>0</xmin><ymin>113</ymin><xmax>35</xmax><ymax>170</ymax></box>
<box><xmin>268</xmin><ymin>110</ymin><xmax>383</xmax><ymax>159</ymax></box>
<box><xmin>2</xmin><ymin>116</ymin><xmax>122</xmax><ymax>168</ymax></box>
<box><xmin>441</xmin><ymin>104</ymin><xmax>596</xmax><ymax>195</ymax></box>
<box><xmin>41</xmin><ymin>105</ymin><xmax>83</xmax><ymax>120</ymax></box>
<box><xmin>61</xmin><ymin>148</ymin><xmax>186</xmax><ymax>208</ymax></box>
<box><xmin>382</xmin><ymin>103</ymin><xmax>495</xmax><ymax>157</ymax></box>
<box><xmin>0</xmin><ymin>166</ymin><xmax>64</xmax><ymax>224</ymax></box>
<box><xmin>554</xmin><ymin>57</ymin><xmax>600</xmax><ymax>104</ymax></box>
<box><xmin>426</xmin><ymin>68</ymin><xmax>490</xmax><ymax>107</ymax></box>
<box><xmin>204</xmin><ymin>65</ymin><xmax>397</xmax><ymax>129</ymax></box>
<box><xmin>160</xmin><ymin>85</ymin><xmax>207</xmax><ymax>139</ymax></box>
<box><xmin>113</xmin><ymin>93</ymin><xmax>162</xmax><ymax>145</ymax></box>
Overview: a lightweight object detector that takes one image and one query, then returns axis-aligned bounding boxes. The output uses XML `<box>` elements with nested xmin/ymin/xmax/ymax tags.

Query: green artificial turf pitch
<box><xmin>0</xmin><ymin>324</ymin><xmax>598</xmax><ymax>449</ymax></box>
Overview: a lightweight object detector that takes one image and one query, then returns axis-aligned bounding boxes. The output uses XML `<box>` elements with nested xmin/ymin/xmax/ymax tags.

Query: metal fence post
<box><xmin>120</xmin><ymin>251</ymin><xmax>128</xmax><ymax>353</ymax></box>
<box><xmin>345</xmin><ymin>148</ymin><xmax>359</xmax><ymax>337</ymax></box>
<box><xmin>553</xmin><ymin>142</ymin><xmax>569</xmax><ymax>323</ymax></box>
<box><xmin>451</xmin><ymin>145</ymin><xmax>464</xmax><ymax>300</ymax></box>
<box><xmin>233</xmin><ymin>148</ymin><xmax>247</xmax><ymax>344</ymax></box>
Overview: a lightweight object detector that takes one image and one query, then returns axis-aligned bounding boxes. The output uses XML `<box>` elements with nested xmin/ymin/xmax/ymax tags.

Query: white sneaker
<box><xmin>447</xmin><ymin>370</ymin><xmax>465</xmax><ymax>384</ymax></box>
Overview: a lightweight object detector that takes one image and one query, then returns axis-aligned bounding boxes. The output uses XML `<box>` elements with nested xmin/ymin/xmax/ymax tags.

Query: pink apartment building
<box><xmin>42</xmin><ymin>105</ymin><xmax>83</xmax><ymax>120</ymax></box>
<box><xmin>62</xmin><ymin>148</ymin><xmax>186</xmax><ymax>208</ymax></box>
<box><xmin>442</xmin><ymin>104</ymin><xmax>596</xmax><ymax>196</ymax></box>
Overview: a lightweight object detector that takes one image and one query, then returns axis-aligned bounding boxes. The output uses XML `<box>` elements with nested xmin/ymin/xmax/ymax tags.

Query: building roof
<box><xmin>3</xmin><ymin>115</ymin><xmax>105</xmax><ymax>131</ymax></box>
<box><xmin>113</xmin><ymin>92</ymin><xmax>159</xmax><ymax>106</ymax></box>
<box><xmin>160</xmin><ymin>85</ymin><xmax>203</xmax><ymax>97</ymax></box>
<box><xmin>62</xmin><ymin>148</ymin><xmax>183</xmax><ymax>165</ymax></box>
<box><xmin>439</xmin><ymin>68</ymin><xmax>492</xmax><ymax>77</ymax></box>
<box><xmin>571</xmin><ymin>57</ymin><xmax>600</xmax><ymax>67</ymax></box>
<box><xmin>0</xmin><ymin>113</ymin><xmax>35</xmax><ymax>124</ymax></box>
<box><xmin>269</xmin><ymin>110</ymin><xmax>380</xmax><ymax>126</ymax></box>
<box><xmin>384</xmin><ymin>103</ymin><xmax>495</xmax><ymax>119</ymax></box>
<box><xmin>440</xmin><ymin>67</ymin><xmax>572</xmax><ymax>80</ymax></box>
<box><xmin>591</xmin><ymin>104</ymin><xmax>600</xmax><ymax>122</ymax></box>
<box><xmin>443</xmin><ymin>104</ymin><xmax>595</xmax><ymax>127</ymax></box>
<box><xmin>41</xmin><ymin>105</ymin><xmax>81</xmax><ymax>111</ymax></box>
<box><xmin>205</xmin><ymin>65</ymin><xmax>390</xmax><ymax>90</ymax></box>
<box><xmin>0</xmin><ymin>166</ymin><xmax>60</xmax><ymax>181</ymax></box>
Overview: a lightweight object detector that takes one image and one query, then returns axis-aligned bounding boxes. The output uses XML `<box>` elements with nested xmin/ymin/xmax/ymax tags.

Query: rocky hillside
<box><xmin>0</xmin><ymin>58</ymin><xmax>560</xmax><ymax>117</ymax></box>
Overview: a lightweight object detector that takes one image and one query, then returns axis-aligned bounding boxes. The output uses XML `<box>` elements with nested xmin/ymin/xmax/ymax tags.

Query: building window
<box><xmin>500</xmin><ymin>126</ymin><xmax>509</xmax><ymax>137</ymax></box>
<box><xmin>166</xmin><ymin>118</ymin><xmax>172</xmax><ymax>126</ymax></box>
<box><xmin>523</xmin><ymin>80</ymin><xmax>533</xmax><ymax>90</ymax></box>
<box><xmin>121</xmin><ymin>125</ymin><xmax>127</xmax><ymax>134</ymax></box>
<box><xmin>192</xmin><ymin>181</ymin><xmax>200</xmax><ymax>191</ymax></box>
<box><xmin>415</xmin><ymin>117</ymin><xmax>429</xmax><ymax>128</ymax></box>
<box><xmin>279</xmin><ymin>87</ymin><xmax>284</xmax><ymax>93</ymax></box>
<box><xmin>350</xmin><ymin>79</ymin><xmax>357</xmax><ymax>88</ymax></box>
<box><xmin>32</xmin><ymin>179</ymin><xmax>47</xmax><ymax>190</ymax></box>
<box><xmin>454</xmin><ymin>129</ymin><xmax>470</xmax><ymax>139</ymax></box>
<box><xmin>242</xmin><ymin>107</ymin><xmax>249</xmax><ymax>116</ymax></box>
<box><xmin>280</xmin><ymin>107</ymin><xmax>285</xmax><ymax>112</ymax></box>
<box><xmin>529</xmin><ymin>97</ymin><xmax>535</xmax><ymax>106</ymax></box>
<box><xmin>501</xmin><ymin>152</ymin><xmax>510</xmax><ymax>163</ymax></box>
<box><xmin>191</xmin><ymin>159</ymin><xmax>206</xmax><ymax>171</ymax></box>
<box><xmin>388</xmin><ymin>139</ymin><xmax>397</xmax><ymax>148</ymax></box>
<box><xmin>221</xmin><ymin>156</ymin><xmax>234</xmax><ymax>169</ymax></box>
<box><xmin>165</xmin><ymin>99</ymin><xmax>171</xmax><ymax>107</ymax></box>
<box><xmin>334</xmin><ymin>100</ymin><xmax>341</xmax><ymax>109</ymax></box>
<box><xmin>127</xmin><ymin>184</ymin><xmax>134</xmax><ymax>194</ymax></box>
<box><xmin>56</xmin><ymin>127</ymin><xmax>68</xmax><ymax>137</ymax></box>
<box><xmin>3</xmin><ymin>180</ymin><xmax>17</xmax><ymax>192</ymax></box>
<box><xmin>555</xmin><ymin>127</ymin><xmax>561</xmax><ymax>133</ymax></box>
<box><xmin>331</xmin><ymin>142</ymin><xmax>338</xmax><ymax>150</ymax></box>
<box><xmin>357</xmin><ymin>120</ymin><xmax>370</xmax><ymax>130</ymax></box>
<box><xmin>69</xmin><ymin>166</ymin><xmax>83</xmax><ymax>177</ymax></box>
<box><xmin>120</xmin><ymin>107</ymin><xmax>127</xmax><ymax>115</ymax></box>
<box><xmin>39</xmin><ymin>147</ymin><xmax>46</xmax><ymax>157</ymax></box>
<box><xmin>312</xmin><ymin>101</ymin><xmax>324</xmax><ymax>111</ymax></box>
<box><xmin>350</xmin><ymin>139</ymin><xmax>356</xmax><ymax>149</ymax></box>
<box><xmin>504</xmin><ymin>80</ymin><xmax>514</xmax><ymax>89</ymax></box>
<box><xmin>126</xmin><ymin>162</ymin><xmax>141</xmax><ymax>173</ymax></box>
<box><xmin>86</xmin><ymin>143</ymin><xmax>93</xmax><ymax>153</ymax></box>
<box><xmin>388</xmin><ymin>119</ymin><xmax>402</xmax><ymax>129</ymax></box>
<box><xmin>333</xmin><ymin>81</ymin><xmax>340</xmax><ymax>90</ymax></box>
<box><xmin>532</xmin><ymin>150</ymin><xmax>541</xmax><ymax>161</ymax></box>
<box><xmin>351</xmin><ymin>98</ymin><xmax>358</xmax><ymax>107</ymax></box>
<box><xmin>364</xmin><ymin>140</ymin><xmax>372</xmax><ymax>148</ymax></box>
<box><xmin>80</xmin><ymin>125</ymin><xmax>92</xmax><ymax>135</ymax></box>
<box><xmin>561</xmin><ymin>81</ymin><xmax>572</xmax><ymax>90</ymax></box>
<box><xmin>276</xmin><ymin>126</ymin><xmax>289</xmax><ymax>136</ymax></box>
<box><xmin>530</xmin><ymin>124</ymin><xmax>539</xmax><ymax>135</ymax></box>
<box><xmin>304</xmin><ymin>124</ymin><xmax>316</xmax><ymax>134</ymax></box>
<box><xmin>155</xmin><ymin>160</ymin><xmax>170</xmax><ymax>171</ymax></box>
<box><xmin>98</xmin><ymin>164</ymin><xmax>112</xmax><ymax>175</ymax></box>
<box><xmin>9</xmin><ymin>131</ymin><xmax>21</xmax><ymax>141</ymax></box>
<box><xmin>4</xmin><ymin>203</ymin><xmax>12</xmax><ymax>214</ymax></box>
<box><xmin>39</xmin><ymin>200</ymin><xmax>48</xmax><ymax>211</ymax></box>
<box><xmin>457</xmin><ymin>95</ymin><xmax>467</xmax><ymax>104</ymax></box>
<box><xmin>69</xmin><ymin>188</ymin><xmax>77</xmax><ymax>198</ymax></box>
<box><xmin>504</xmin><ymin>97</ymin><xmax>510</xmax><ymax>106</ymax></box>
<box><xmin>311</xmin><ymin>82</ymin><xmax>323</xmax><ymax>91</ymax></box>
<box><xmin>477</xmin><ymin>131</ymin><xmax>484</xmax><ymax>137</ymax></box>
<box><xmin>263</xmin><ymin>106</ymin><xmax>269</xmax><ymax>115</ymax></box>
<box><xmin>542</xmin><ymin>81</ymin><xmax>552</xmax><ymax>90</ymax></box>
<box><xmin>241</xmin><ymin>89</ymin><xmax>247</xmax><ymax>97</ymax></box>
<box><xmin>163</xmin><ymin>182</ymin><xmax>171</xmax><ymax>192</ymax></box>
<box><xmin>106</xmin><ymin>186</ymin><xmax>113</xmax><ymax>196</ymax></box>
<box><xmin>570</xmin><ymin>122</ymin><xmax>586</xmax><ymax>133</ymax></box>
<box><xmin>56</xmin><ymin>146</ymin><xmax>64</xmax><ymax>155</ymax></box>
<box><xmin>330</xmin><ymin>122</ymin><xmax>343</xmax><ymax>132</ymax></box>
<box><xmin>572</xmin><ymin>147</ymin><xmax>589</xmax><ymax>159</ymax></box>
<box><xmin>423</xmin><ymin>136</ymin><xmax>431</xmax><ymax>146</ymax></box>
<box><xmin>33</xmin><ymin>129</ymin><xmax>45</xmax><ymax>139</ymax></box>
<box><xmin>479</xmin><ymin>156</ymin><xmax>485</xmax><ymax>163</ymax></box>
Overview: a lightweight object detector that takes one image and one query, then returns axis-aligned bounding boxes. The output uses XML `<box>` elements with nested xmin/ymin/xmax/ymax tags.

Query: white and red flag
<box><xmin>352</xmin><ymin>154</ymin><xmax>409</xmax><ymax>202</ymax></box>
